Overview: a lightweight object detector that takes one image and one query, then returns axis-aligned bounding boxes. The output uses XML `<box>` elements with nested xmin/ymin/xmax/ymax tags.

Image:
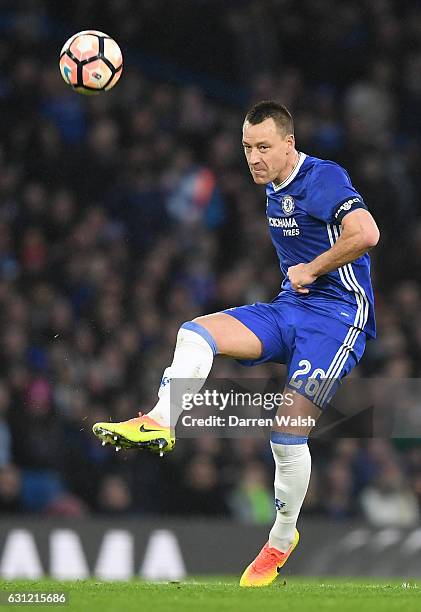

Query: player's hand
<box><xmin>287</xmin><ymin>263</ymin><xmax>318</xmax><ymax>294</ymax></box>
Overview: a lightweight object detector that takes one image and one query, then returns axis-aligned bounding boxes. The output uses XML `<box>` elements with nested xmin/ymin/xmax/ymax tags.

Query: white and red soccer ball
<box><xmin>59</xmin><ymin>30</ymin><xmax>123</xmax><ymax>95</ymax></box>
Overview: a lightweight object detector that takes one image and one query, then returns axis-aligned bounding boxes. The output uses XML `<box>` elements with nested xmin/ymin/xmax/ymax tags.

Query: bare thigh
<box><xmin>193</xmin><ymin>313</ymin><xmax>262</xmax><ymax>360</ymax></box>
<box><xmin>195</xmin><ymin>314</ymin><xmax>322</xmax><ymax>433</ymax></box>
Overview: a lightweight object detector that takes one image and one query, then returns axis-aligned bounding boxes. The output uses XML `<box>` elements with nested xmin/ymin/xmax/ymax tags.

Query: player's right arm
<box><xmin>288</xmin><ymin>161</ymin><xmax>379</xmax><ymax>294</ymax></box>
<box><xmin>306</xmin><ymin>208</ymin><xmax>379</xmax><ymax>274</ymax></box>
<box><xmin>288</xmin><ymin>208</ymin><xmax>379</xmax><ymax>293</ymax></box>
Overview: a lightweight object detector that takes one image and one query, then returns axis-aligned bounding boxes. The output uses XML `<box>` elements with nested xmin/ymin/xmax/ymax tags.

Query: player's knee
<box><xmin>191</xmin><ymin>315</ymin><xmax>223</xmax><ymax>349</ymax></box>
<box><xmin>271</xmin><ymin>409</ymin><xmax>316</xmax><ymax>438</ymax></box>
<box><xmin>272</xmin><ymin>397</ymin><xmax>320</xmax><ymax>438</ymax></box>
<box><xmin>179</xmin><ymin>320</ymin><xmax>218</xmax><ymax>356</ymax></box>
<box><xmin>190</xmin><ymin>314</ymin><xmax>242</xmax><ymax>356</ymax></box>
<box><xmin>191</xmin><ymin>314</ymin><xmax>220</xmax><ymax>329</ymax></box>
<box><xmin>190</xmin><ymin>313</ymin><xmax>262</xmax><ymax>360</ymax></box>
<box><xmin>270</xmin><ymin>425</ymin><xmax>313</xmax><ymax>440</ymax></box>
<box><xmin>192</xmin><ymin>315</ymin><xmax>207</xmax><ymax>325</ymax></box>
<box><xmin>270</xmin><ymin>431</ymin><xmax>309</xmax><ymax>446</ymax></box>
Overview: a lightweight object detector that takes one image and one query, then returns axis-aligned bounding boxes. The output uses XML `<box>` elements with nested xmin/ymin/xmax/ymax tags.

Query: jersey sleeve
<box><xmin>306</xmin><ymin>161</ymin><xmax>368</xmax><ymax>223</ymax></box>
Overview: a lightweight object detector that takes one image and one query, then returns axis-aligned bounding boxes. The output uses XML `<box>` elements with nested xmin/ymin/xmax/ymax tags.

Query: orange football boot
<box><xmin>240</xmin><ymin>529</ymin><xmax>299</xmax><ymax>587</ymax></box>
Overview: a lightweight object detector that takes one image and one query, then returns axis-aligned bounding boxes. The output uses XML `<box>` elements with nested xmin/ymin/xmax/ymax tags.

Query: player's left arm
<box><xmin>288</xmin><ymin>209</ymin><xmax>380</xmax><ymax>294</ymax></box>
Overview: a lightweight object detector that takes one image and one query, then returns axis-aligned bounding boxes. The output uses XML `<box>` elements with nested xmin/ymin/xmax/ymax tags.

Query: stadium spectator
<box><xmin>228</xmin><ymin>461</ymin><xmax>274</xmax><ymax>524</ymax></box>
<box><xmin>0</xmin><ymin>0</ymin><xmax>420</xmax><ymax>521</ymax></box>
<box><xmin>360</xmin><ymin>461</ymin><xmax>420</xmax><ymax>528</ymax></box>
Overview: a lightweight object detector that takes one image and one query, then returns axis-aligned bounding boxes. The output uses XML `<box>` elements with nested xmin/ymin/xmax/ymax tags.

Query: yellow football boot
<box><xmin>92</xmin><ymin>413</ymin><xmax>175</xmax><ymax>456</ymax></box>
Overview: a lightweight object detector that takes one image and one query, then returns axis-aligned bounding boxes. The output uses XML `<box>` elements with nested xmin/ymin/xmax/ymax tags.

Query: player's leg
<box><xmin>240</xmin><ymin>392</ymin><xmax>319</xmax><ymax>587</ymax></box>
<box><xmin>146</xmin><ymin>313</ymin><xmax>262</xmax><ymax>426</ymax></box>
<box><xmin>269</xmin><ymin>317</ymin><xmax>367</xmax><ymax>557</ymax></box>
<box><xmin>92</xmin><ymin>312</ymin><xmax>262</xmax><ymax>453</ymax></box>
<box><xmin>240</xmin><ymin>313</ymin><xmax>367</xmax><ymax>587</ymax></box>
<box><xmin>268</xmin><ymin>392</ymin><xmax>319</xmax><ymax>553</ymax></box>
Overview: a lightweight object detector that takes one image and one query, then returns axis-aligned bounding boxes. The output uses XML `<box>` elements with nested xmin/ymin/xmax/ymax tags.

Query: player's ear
<box><xmin>285</xmin><ymin>133</ymin><xmax>295</xmax><ymax>149</ymax></box>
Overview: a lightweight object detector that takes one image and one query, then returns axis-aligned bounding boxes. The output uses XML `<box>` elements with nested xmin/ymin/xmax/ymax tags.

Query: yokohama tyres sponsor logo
<box><xmin>268</xmin><ymin>217</ymin><xmax>298</xmax><ymax>228</ymax></box>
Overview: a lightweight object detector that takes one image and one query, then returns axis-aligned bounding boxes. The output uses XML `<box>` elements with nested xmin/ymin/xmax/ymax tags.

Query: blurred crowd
<box><xmin>0</xmin><ymin>0</ymin><xmax>421</xmax><ymax>527</ymax></box>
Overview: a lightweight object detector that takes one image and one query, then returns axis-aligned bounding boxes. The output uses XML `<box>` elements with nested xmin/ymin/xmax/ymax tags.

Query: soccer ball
<box><xmin>59</xmin><ymin>30</ymin><xmax>123</xmax><ymax>95</ymax></box>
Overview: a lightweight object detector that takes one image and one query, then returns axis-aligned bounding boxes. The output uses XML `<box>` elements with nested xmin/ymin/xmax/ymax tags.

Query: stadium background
<box><xmin>0</xmin><ymin>0</ymin><xmax>421</xmax><ymax>576</ymax></box>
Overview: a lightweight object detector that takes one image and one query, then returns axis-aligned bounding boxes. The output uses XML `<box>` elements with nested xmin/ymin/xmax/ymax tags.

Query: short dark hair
<box><xmin>244</xmin><ymin>101</ymin><xmax>294</xmax><ymax>135</ymax></box>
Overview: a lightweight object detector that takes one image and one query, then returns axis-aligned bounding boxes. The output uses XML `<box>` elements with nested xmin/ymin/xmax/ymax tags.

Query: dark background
<box><xmin>0</xmin><ymin>0</ymin><xmax>420</xmax><ymax>531</ymax></box>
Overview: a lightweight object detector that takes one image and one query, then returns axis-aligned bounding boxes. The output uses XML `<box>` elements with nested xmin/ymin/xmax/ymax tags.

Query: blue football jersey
<box><xmin>266</xmin><ymin>153</ymin><xmax>376</xmax><ymax>338</ymax></box>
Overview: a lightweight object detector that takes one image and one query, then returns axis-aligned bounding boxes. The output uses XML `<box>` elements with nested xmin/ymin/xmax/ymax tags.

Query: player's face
<box><xmin>242</xmin><ymin>118</ymin><xmax>295</xmax><ymax>185</ymax></box>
